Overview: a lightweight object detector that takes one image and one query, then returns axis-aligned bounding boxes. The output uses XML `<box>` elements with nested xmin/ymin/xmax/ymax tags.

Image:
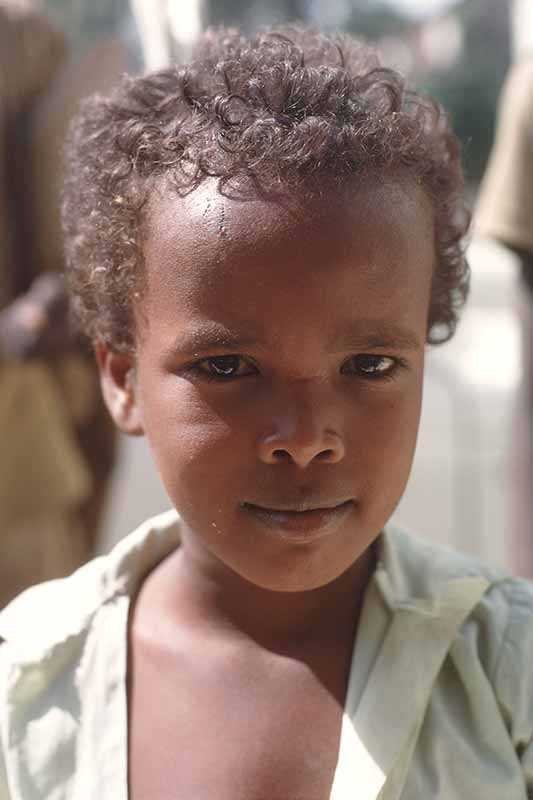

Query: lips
<box><xmin>241</xmin><ymin>498</ymin><xmax>355</xmax><ymax>541</ymax></box>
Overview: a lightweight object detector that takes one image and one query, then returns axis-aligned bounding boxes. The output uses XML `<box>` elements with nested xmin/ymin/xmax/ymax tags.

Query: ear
<box><xmin>95</xmin><ymin>342</ymin><xmax>144</xmax><ymax>436</ymax></box>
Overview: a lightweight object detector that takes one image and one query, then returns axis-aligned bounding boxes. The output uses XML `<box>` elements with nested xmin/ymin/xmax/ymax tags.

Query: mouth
<box><xmin>241</xmin><ymin>499</ymin><xmax>355</xmax><ymax>542</ymax></box>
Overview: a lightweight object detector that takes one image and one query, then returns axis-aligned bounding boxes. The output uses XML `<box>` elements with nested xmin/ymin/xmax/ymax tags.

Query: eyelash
<box><xmin>341</xmin><ymin>354</ymin><xmax>403</xmax><ymax>381</ymax></box>
<box><xmin>187</xmin><ymin>354</ymin><xmax>405</xmax><ymax>382</ymax></box>
<box><xmin>191</xmin><ymin>355</ymin><xmax>258</xmax><ymax>381</ymax></box>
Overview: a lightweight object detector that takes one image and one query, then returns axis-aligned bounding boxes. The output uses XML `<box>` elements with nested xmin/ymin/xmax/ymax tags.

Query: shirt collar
<box><xmin>374</xmin><ymin>522</ymin><xmax>499</xmax><ymax>613</ymax></box>
<box><xmin>0</xmin><ymin>513</ymin><xmax>499</xmax><ymax>664</ymax></box>
<box><xmin>0</xmin><ymin>510</ymin><xmax>181</xmax><ymax>664</ymax></box>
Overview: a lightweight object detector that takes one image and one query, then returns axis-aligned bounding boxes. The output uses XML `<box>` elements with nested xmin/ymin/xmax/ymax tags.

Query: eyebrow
<box><xmin>167</xmin><ymin>319</ymin><xmax>423</xmax><ymax>358</ymax></box>
<box><xmin>333</xmin><ymin>321</ymin><xmax>424</xmax><ymax>352</ymax></box>
<box><xmin>165</xmin><ymin>322</ymin><xmax>260</xmax><ymax>358</ymax></box>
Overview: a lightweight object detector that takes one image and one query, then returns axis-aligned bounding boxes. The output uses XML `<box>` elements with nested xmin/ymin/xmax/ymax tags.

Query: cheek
<box><xmin>356</xmin><ymin>381</ymin><xmax>423</xmax><ymax>503</ymax></box>
<box><xmin>138</xmin><ymin>376</ymin><xmax>243</xmax><ymax>497</ymax></box>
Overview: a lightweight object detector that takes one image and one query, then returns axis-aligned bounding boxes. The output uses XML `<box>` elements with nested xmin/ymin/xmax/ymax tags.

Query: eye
<box><xmin>193</xmin><ymin>355</ymin><xmax>257</xmax><ymax>380</ymax></box>
<box><xmin>341</xmin><ymin>354</ymin><xmax>398</xmax><ymax>379</ymax></box>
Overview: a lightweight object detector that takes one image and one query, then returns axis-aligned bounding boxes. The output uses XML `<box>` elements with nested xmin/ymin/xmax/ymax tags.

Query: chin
<box><xmin>237</xmin><ymin>546</ymin><xmax>366</xmax><ymax>594</ymax></box>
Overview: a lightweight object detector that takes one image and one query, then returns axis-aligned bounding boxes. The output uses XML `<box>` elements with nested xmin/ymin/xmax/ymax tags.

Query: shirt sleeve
<box><xmin>0</xmin><ymin>644</ymin><xmax>11</xmax><ymax>800</ymax></box>
<box><xmin>0</xmin><ymin>746</ymin><xmax>9</xmax><ymax>800</ymax></box>
<box><xmin>491</xmin><ymin>579</ymin><xmax>533</xmax><ymax>796</ymax></box>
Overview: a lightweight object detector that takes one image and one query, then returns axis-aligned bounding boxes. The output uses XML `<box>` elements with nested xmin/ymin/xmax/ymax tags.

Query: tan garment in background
<box><xmin>0</xmin><ymin>6</ymin><xmax>127</xmax><ymax>607</ymax></box>
<box><xmin>474</xmin><ymin>57</ymin><xmax>533</xmax><ymax>560</ymax></box>
<box><xmin>0</xmin><ymin>1</ymin><xmax>65</xmax><ymax>308</ymax></box>
<box><xmin>1</xmin><ymin>512</ymin><xmax>533</xmax><ymax>798</ymax></box>
<box><xmin>476</xmin><ymin>59</ymin><xmax>533</xmax><ymax>252</ymax></box>
<box><xmin>30</xmin><ymin>34</ymin><xmax>131</xmax><ymax>280</ymax></box>
<box><xmin>0</xmin><ymin>361</ymin><xmax>97</xmax><ymax>604</ymax></box>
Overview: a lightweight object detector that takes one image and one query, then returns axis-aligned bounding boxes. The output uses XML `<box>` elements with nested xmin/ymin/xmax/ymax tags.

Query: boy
<box><xmin>1</xmin><ymin>26</ymin><xmax>533</xmax><ymax>800</ymax></box>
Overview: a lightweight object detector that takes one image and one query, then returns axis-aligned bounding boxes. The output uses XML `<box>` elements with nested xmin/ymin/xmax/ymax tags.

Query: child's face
<box><xmin>102</xmin><ymin>178</ymin><xmax>434</xmax><ymax>591</ymax></box>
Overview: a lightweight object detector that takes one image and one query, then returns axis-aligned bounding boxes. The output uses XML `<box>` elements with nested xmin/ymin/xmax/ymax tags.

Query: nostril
<box><xmin>270</xmin><ymin>446</ymin><xmax>337</xmax><ymax>465</ymax></box>
<box><xmin>261</xmin><ymin>434</ymin><xmax>345</xmax><ymax>467</ymax></box>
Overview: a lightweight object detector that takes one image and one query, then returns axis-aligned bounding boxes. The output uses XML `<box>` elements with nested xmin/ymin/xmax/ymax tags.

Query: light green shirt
<box><xmin>1</xmin><ymin>511</ymin><xmax>533</xmax><ymax>799</ymax></box>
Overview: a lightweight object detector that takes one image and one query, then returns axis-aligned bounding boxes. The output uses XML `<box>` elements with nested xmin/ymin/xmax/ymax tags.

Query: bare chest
<box><xmin>128</xmin><ymin>642</ymin><xmax>347</xmax><ymax>800</ymax></box>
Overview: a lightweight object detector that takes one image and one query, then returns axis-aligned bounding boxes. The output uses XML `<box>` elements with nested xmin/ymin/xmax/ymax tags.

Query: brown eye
<box><xmin>206</xmin><ymin>356</ymin><xmax>241</xmax><ymax>376</ymax></box>
<box><xmin>342</xmin><ymin>354</ymin><xmax>396</xmax><ymax>377</ymax></box>
<box><xmin>195</xmin><ymin>355</ymin><xmax>258</xmax><ymax>380</ymax></box>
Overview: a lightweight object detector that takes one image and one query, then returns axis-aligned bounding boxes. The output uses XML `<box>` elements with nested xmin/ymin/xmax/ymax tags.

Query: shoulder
<box><xmin>382</xmin><ymin>525</ymin><xmax>533</xmax><ymax>714</ymax></box>
<box><xmin>0</xmin><ymin>510</ymin><xmax>180</xmax><ymax>663</ymax></box>
<box><xmin>0</xmin><ymin>511</ymin><xmax>180</xmax><ymax>797</ymax></box>
<box><xmin>380</xmin><ymin>524</ymin><xmax>505</xmax><ymax>596</ymax></box>
<box><xmin>380</xmin><ymin>524</ymin><xmax>533</xmax><ymax>657</ymax></box>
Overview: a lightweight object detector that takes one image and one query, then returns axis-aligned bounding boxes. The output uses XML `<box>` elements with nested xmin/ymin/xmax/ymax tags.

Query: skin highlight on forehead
<box><xmin>141</xmin><ymin>176</ymin><xmax>435</xmax><ymax>307</ymax></box>
<box><xmin>131</xmin><ymin>178</ymin><xmax>434</xmax><ymax>416</ymax></box>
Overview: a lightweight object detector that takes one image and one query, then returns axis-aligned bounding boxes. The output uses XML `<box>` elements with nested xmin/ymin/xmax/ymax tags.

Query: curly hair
<box><xmin>62</xmin><ymin>25</ymin><xmax>469</xmax><ymax>353</ymax></box>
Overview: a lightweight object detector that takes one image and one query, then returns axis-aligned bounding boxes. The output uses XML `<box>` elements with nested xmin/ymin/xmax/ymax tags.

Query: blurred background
<box><xmin>43</xmin><ymin>0</ymin><xmax>515</xmax><ymax>186</ymax></box>
<box><xmin>1</xmin><ymin>0</ymin><xmax>531</xmax><ymax>606</ymax></box>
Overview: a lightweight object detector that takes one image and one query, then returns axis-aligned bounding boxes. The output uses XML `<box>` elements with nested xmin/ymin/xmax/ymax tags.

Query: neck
<box><xmin>141</xmin><ymin>531</ymin><xmax>376</xmax><ymax>653</ymax></box>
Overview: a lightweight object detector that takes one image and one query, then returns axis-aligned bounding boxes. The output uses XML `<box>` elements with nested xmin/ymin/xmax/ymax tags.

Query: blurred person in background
<box><xmin>475</xmin><ymin>49</ymin><xmax>533</xmax><ymax>567</ymax></box>
<box><xmin>0</xmin><ymin>0</ymin><xmax>124</xmax><ymax>607</ymax></box>
<box><xmin>130</xmin><ymin>0</ymin><xmax>205</xmax><ymax>69</ymax></box>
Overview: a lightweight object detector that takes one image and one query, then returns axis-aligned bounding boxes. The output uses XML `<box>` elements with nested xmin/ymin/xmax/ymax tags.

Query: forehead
<box><xmin>137</xmin><ymin>178</ymin><xmax>435</xmax><ymax>345</ymax></box>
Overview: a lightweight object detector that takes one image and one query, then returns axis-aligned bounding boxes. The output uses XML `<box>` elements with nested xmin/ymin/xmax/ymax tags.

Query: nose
<box><xmin>257</xmin><ymin>383</ymin><xmax>346</xmax><ymax>468</ymax></box>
